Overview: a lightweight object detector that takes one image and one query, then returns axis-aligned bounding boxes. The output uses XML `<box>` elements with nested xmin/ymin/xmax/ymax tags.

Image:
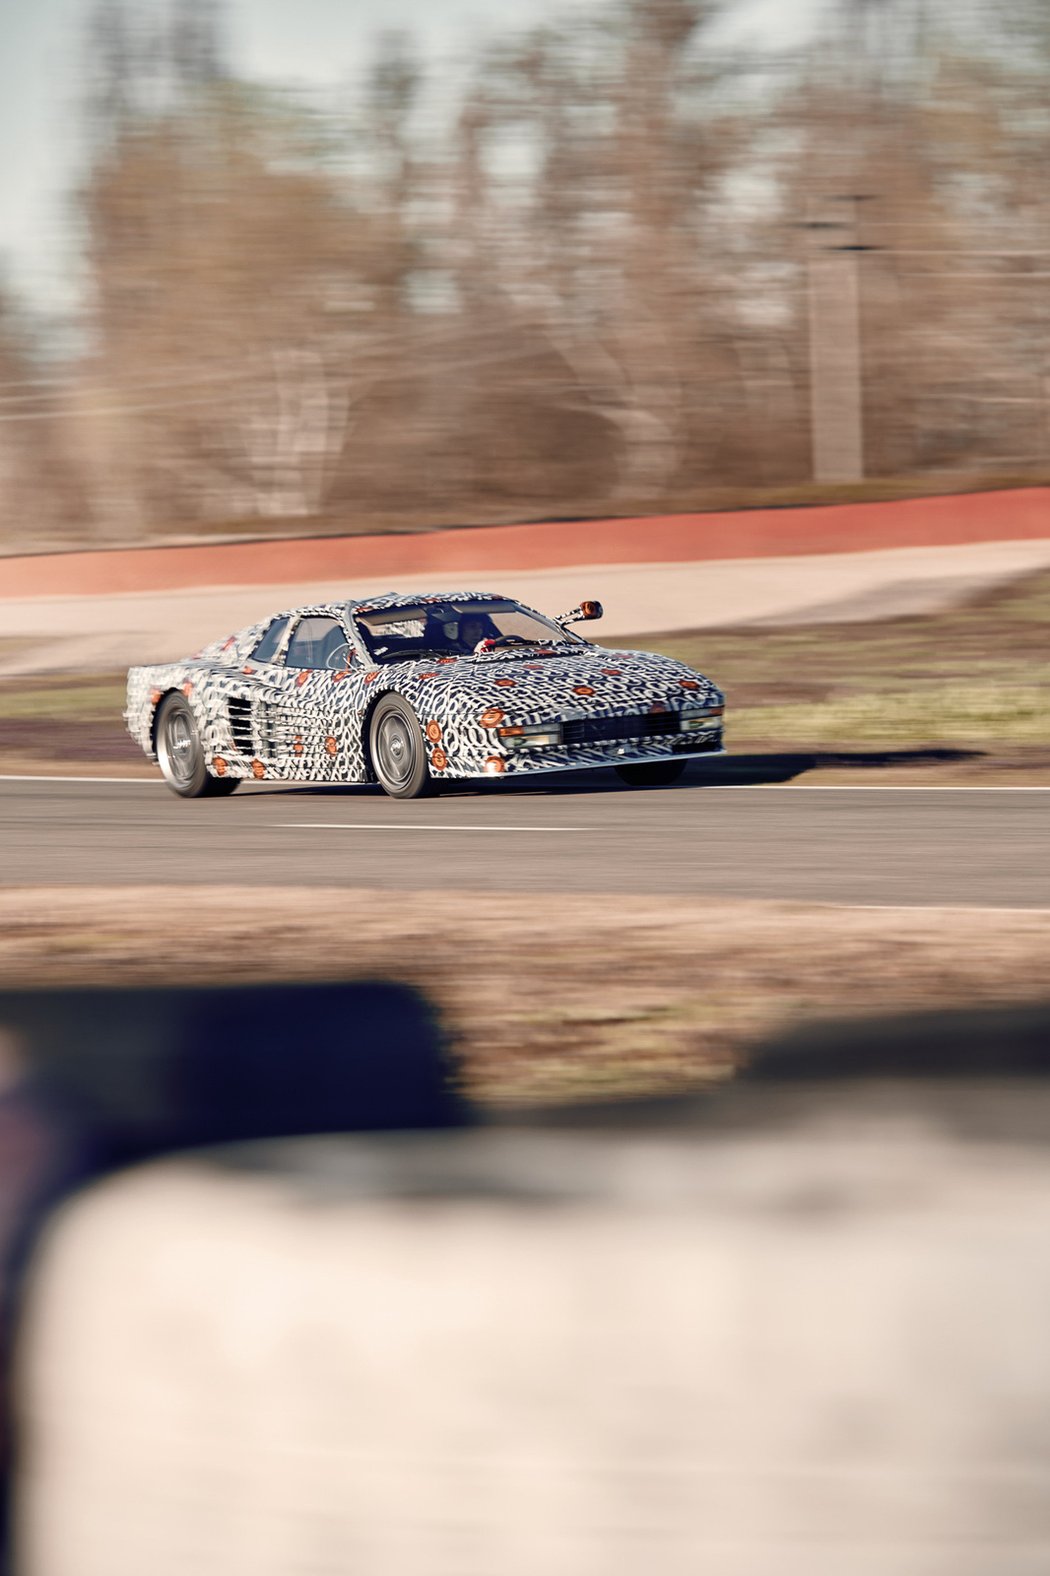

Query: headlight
<box><xmin>497</xmin><ymin>722</ymin><xmax>563</xmax><ymax>749</ymax></box>
<box><xmin>680</xmin><ymin>705</ymin><xmax>724</xmax><ymax>733</ymax></box>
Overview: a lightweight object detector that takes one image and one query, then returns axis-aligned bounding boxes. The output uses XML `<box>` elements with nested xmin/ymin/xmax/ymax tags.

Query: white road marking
<box><xmin>0</xmin><ymin>773</ymin><xmax>162</xmax><ymax>785</ymax></box>
<box><xmin>280</xmin><ymin>822</ymin><xmax>582</xmax><ymax>833</ymax></box>
<box><xmin>770</xmin><ymin>784</ymin><xmax>1050</xmax><ymax>791</ymax></box>
<box><xmin>0</xmin><ymin>772</ymin><xmax>1046</xmax><ymax>794</ymax></box>
<box><xmin>847</xmin><ymin>904</ymin><xmax>1050</xmax><ymax>915</ymax></box>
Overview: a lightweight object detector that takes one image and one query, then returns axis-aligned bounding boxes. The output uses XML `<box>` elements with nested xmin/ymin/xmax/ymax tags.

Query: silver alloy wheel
<box><xmin>158</xmin><ymin>705</ymin><xmax>199</xmax><ymax>789</ymax></box>
<box><xmin>153</xmin><ymin>692</ymin><xmax>239</xmax><ymax>798</ymax></box>
<box><xmin>375</xmin><ymin>711</ymin><xmax>414</xmax><ymax>790</ymax></box>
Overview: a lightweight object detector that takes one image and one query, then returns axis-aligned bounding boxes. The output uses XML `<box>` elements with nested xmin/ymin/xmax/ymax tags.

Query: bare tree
<box><xmin>0</xmin><ymin>286</ymin><xmax>81</xmax><ymax>547</ymax></box>
<box><xmin>76</xmin><ymin>88</ymin><xmax>376</xmax><ymax>524</ymax></box>
<box><xmin>6</xmin><ymin>0</ymin><xmax>1050</xmax><ymax>551</ymax></box>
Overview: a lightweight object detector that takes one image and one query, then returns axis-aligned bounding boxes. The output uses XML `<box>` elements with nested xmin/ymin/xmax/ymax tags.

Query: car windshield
<box><xmin>353</xmin><ymin>600</ymin><xmax>584</xmax><ymax>663</ymax></box>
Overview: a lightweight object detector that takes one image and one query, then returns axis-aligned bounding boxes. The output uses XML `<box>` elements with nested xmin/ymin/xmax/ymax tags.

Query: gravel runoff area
<box><xmin>4</xmin><ymin>537</ymin><xmax>1050</xmax><ymax>680</ymax></box>
<box><xmin>3</xmin><ymin>887</ymin><xmax>1048</xmax><ymax>1109</ymax></box>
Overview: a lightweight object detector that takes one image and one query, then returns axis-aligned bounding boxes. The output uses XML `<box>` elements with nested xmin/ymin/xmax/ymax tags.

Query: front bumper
<box><xmin>482</xmin><ymin>726</ymin><xmax>725</xmax><ymax>778</ymax></box>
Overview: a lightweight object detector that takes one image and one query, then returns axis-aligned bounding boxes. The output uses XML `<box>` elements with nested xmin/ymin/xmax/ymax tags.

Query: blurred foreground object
<box><xmin>15</xmin><ymin>1063</ymin><xmax>1050</xmax><ymax>1576</ymax></box>
<box><xmin>0</xmin><ymin>1032</ymin><xmax>97</xmax><ymax>1575</ymax></box>
<box><xmin>0</xmin><ymin>979</ymin><xmax>465</xmax><ymax>1574</ymax></box>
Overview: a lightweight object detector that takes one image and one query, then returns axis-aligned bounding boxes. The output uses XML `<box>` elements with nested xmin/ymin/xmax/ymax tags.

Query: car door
<box><xmin>261</xmin><ymin>613</ymin><xmax>363</xmax><ymax>781</ymax></box>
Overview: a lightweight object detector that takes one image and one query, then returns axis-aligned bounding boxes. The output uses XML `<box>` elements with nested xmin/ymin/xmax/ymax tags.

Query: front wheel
<box><xmin>369</xmin><ymin>695</ymin><xmax>434</xmax><ymax>800</ymax></box>
<box><xmin>614</xmin><ymin>759</ymin><xmax>687</xmax><ymax>788</ymax></box>
<box><xmin>155</xmin><ymin>693</ymin><xmax>239</xmax><ymax>798</ymax></box>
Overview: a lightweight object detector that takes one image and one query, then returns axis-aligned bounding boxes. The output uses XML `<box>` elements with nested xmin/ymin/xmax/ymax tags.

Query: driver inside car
<box><xmin>450</xmin><ymin>612</ymin><xmax>499</xmax><ymax>653</ymax></box>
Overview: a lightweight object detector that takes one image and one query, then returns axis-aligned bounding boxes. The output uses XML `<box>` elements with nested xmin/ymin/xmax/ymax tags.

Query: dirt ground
<box><xmin>3</xmin><ymin>887</ymin><xmax>1047</xmax><ymax>1108</ymax></box>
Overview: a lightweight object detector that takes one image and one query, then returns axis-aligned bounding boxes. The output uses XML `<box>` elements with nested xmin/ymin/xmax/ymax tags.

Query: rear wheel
<box><xmin>369</xmin><ymin>695</ymin><xmax>434</xmax><ymax>800</ymax></box>
<box><xmin>155</xmin><ymin>693</ymin><xmax>239</xmax><ymax>798</ymax></box>
<box><xmin>614</xmin><ymin>759</ymin><xmax>687</xmax><ymax>788</ymax></box>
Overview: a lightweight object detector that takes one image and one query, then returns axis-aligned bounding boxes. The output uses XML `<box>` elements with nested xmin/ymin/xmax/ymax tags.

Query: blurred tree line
<box><xmin>3</xmin><ymin>0</ymin><xmax>1050</xmax><ymax>547</ymax></box>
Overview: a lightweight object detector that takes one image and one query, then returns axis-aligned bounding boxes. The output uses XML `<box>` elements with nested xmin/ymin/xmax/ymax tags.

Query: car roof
<box><xmin>260</xmin><ymin>592</ymin><xmax>515</xmax><ymax>627</ymax></box>
<box><xmin>346</xmin><ymin>591</ymin><xmax>508</xmax><ymax>615</ymax></box>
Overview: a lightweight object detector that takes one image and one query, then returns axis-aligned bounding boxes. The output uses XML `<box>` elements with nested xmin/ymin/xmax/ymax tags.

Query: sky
<box><xmin>0</xmin><ymin>0</ymin><xmax>823</xmax><ymax>314</ymax></box>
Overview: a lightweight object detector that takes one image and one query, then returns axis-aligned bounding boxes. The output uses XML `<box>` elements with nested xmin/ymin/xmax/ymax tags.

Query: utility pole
<box><xmin>805</xmin><ymin>195</ymin><xmax>873</xmax><ymax>484</ymax></box>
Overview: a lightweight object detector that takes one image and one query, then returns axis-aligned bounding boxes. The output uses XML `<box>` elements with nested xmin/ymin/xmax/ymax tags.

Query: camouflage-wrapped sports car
<box><xmin>125</xmin><ymin>591</ymin><xmax>725</xmax><ymax>799</ymax></box>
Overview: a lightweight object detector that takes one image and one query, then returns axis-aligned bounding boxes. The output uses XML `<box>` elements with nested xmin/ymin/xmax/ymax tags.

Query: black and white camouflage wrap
<box><xmin>125</xmin><ymin>590</ymin><xmax>725</xmax><ymax>786</ymax></box>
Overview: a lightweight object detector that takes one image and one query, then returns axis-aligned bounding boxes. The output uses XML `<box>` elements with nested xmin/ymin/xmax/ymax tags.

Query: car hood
<box><xmin>382</xmin><ymin>646</ymin><xmax>722</xmax><ymax>714</ymax></box>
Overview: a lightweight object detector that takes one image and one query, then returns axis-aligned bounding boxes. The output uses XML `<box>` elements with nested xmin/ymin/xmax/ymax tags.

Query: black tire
<box><xmin>614</xmin><ymin>759</ymin><xmax>687</xmax><ymax>788</ymax></box>
<box><xmin>203</xmin><ymin>773</ymin><xmax>240</xmax><ymax>796</ymax></box>
<box><xmin>369</xmin><ymin>695</ymin><xmax>434</xmax><ymax>800</ymax></box>
<box><xmin>155</xmin><ymin>693</ymin><xmax>239</xmax><ymax>798</ymax></box>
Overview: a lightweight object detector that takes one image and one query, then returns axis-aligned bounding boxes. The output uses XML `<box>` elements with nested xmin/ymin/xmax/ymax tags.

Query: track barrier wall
<box><xmin>3</xmin><ymin>486</ymin><xmax>1050</xmax><ymax>599</ymax></box>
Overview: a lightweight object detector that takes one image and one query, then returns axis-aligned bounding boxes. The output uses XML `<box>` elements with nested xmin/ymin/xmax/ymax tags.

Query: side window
<box><xmin>284</xmin><ymin>616</ymin><xmax>349</xmax><ymax>670</ymax></box>
<box><xmin>250</xmin><ymin>617</ymin><xmax>289</xmax><ymax>665</ymax></box>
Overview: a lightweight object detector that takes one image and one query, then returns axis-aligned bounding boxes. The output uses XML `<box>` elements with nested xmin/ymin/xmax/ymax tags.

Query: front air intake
<box><xmin>562</xmin><ymin>712</ymin><xmax>680</xmax><ymax>747</ymax></box>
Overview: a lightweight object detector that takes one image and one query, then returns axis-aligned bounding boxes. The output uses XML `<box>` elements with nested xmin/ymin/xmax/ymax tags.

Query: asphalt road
<box><xmin>2</xmin><ymin>773</ymin><xmax>1047</xmax><ymax>908</ymax></box>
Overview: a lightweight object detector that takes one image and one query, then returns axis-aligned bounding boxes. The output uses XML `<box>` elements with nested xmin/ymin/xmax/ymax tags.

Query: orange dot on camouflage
<box><xmin>439</xmin><ymin>657</ymin><xmax>456</xmax><ymax>664</ymax></box>
<box><xmin>649</xmin><ymin>701</ymin><xmax>668</xmax><ymax>713</ymax></box>
<box><xmin>574</xmin><ymin>685</ymin><xmax>595</xmax><ymax>696</ymax></box>
<box><xmin>494</xmin><ymin>678</ymin><xmax>516</xmax><ymax>688</ymax></box>
<box><xmin>480</xmin><ymin>707</ymin><xmax>504</xmax><ymax>728</ymax></box>
<box><xmin>425</xmin><ymin>720</ymin><xmax>443</xmax><ymax>743</ymax></box>
<box><xmin>484</xmin><ymin>756</ymin><xmax>505</xmax><ymax>775</ymax></box>
<box><xmin>431</xmin><ymin>748</ymin><xmax>448</xmax><ymax>771</ymax></box>
<box><xmin>181</xmin><ymin>681</ymin><xmax>194</xmax><ymax>697</ymax></box>
<box><xmin>150</xmin><ymin>689</ymin><xmax>162</xmax><ymax>705</ymax></box>
<box><xmin>325</xmin><ymin>736</ymin><xmax>338</xmax><ymax>756</ymax></box>
<box><xmin>331</xmin><ymin>669</ymin><xmax>349</xmax><ymax>683</ymax></box>
<box><xmin>364</xmin><ymin>671</ymin><xmax>379</xmax><ymax>684</ymax></box>
<box><xmin>242</xmin><ymin>666</ymin><xmax>254</xmax><ymax>676</ymax></box>
<box><xmin>679</xmin><ymin>679</ymin><xmax>699</xmax><ymax>690</ymax></box>
<box><xmin>295</xmin><ymin>671</ymin><xmax>310</xmax><ymax>687</ymax></box>
<box><xmin>418</xmin><ymin>671</ymin><xmax>437</xmax><ymax>680</ymax></box>
<box><xmin>251</xmin><ymin>760</ymin><xmax>265</xmax><ymax>779</ymax></box>
<box><xmin>213</xmin><ymin>757</ymin><xmax>227</xmax><ymax>776</ymax></box>
<box><xmin>602</xmin><ymin>668</ymin><xmax>622</xmax><ymax>677</ymax></box>
<box><xmin>293</xmin><ymin>735</ymin><xmax>304</xmax><ymax>755</ymax></box>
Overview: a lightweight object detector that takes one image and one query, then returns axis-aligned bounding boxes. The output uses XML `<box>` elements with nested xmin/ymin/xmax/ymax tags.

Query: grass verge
<box><xmin>633</xmin><ymin>566</ymin><xmax>1050</xmax><ymax>751</ymax></box>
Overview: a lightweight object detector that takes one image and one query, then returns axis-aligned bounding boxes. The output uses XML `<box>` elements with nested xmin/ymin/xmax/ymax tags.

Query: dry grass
<box><xmin>3</xmin><ymin>887</ymin><xmax>1047</xmax><ymax>1109</ymax></box>
<box><xmin>631</xmin><ymin>567</ymin><xmax>1050</xmax><ymax>759</ymax></box>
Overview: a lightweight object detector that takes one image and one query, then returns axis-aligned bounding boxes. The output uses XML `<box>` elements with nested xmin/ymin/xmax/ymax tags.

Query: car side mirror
<box><xmin>556</xmin><ymin>600</ymin><xmax>604</xmax><ymax>628</ymax></box>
